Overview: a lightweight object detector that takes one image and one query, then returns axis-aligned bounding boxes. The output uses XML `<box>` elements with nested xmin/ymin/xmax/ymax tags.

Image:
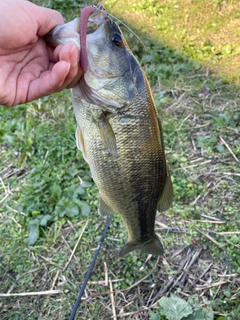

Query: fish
<box><xmin>45</xmin><ymin>5</ymin><xmax>173</xmax><ymax>256</ymax></box>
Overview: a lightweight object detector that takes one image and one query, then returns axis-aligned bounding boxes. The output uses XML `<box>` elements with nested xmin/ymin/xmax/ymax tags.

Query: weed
<box><xmin>1</xmin><ymin>0</ymin><xmax>240</xmax><ymax>319</ymax></box>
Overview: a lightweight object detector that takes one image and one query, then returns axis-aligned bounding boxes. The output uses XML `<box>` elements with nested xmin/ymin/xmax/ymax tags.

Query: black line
<box><xmin>68</xmin><ymin>214</ymin><xmax>113</xmax><ymax>320</ymax></box>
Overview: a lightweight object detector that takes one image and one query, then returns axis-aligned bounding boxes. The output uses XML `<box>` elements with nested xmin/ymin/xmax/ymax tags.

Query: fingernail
<box><xmin>73</xmin><ymin>59</ymin><xmax>78</xmax><ymax>68</ymax></box>
<box><xmin>66</xmin><ymin>62</ymin><xmax>71</xmax><ymax>73</ymax></box>
<box><xmin>69</xmin><ymin>42</ymin><xmax>75</xmax><ymax>53</ymax></box>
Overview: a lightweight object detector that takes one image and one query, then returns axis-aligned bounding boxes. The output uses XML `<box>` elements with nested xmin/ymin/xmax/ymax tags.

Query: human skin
<box><xmin>0</xmin><ymin>0</ymin><xmax>83</xmax><ymax>107</ymax></box>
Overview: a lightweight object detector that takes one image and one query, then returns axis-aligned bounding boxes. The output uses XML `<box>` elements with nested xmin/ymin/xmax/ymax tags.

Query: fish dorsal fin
<box><xmin>156</xmin><ymin>117</ymin><xmax>173</xmax><ymax>212</ymax></box>
<box><xmin>92</xmin><ymin>111</ymin><xmax>118</xmax><ymax>158</ymax></box>
<box><xmin>98</xmin><ymin>196</ymin><xmax>113</xmax><ymax>216</ymax></box>
<box><xmin>75</xmin><ymin>126</ymin><xmax>88</xmax><ymax>162</ymax></box>
<box><xmin>157</xmin><ymin>169</ymin><xmax>173</xmax><ymax>212</ymax></box>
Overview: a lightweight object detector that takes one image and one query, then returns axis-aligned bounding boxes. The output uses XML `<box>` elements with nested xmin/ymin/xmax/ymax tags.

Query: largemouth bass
<box><xmin>46</xmin><ymin>5</ymin><xmax>173</xmax><ymax>256</ymax></box>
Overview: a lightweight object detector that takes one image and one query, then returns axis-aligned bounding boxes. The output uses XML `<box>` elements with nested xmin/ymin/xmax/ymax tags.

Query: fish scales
<box><xmin>45</xmin><ymin>5</ymin><xmax>173</xmax><ymax>256</ymax></box>
<box><xmin>72</xmin><ymin>75</ymin><xmax>167</xmax><ymax>253</ymax></box>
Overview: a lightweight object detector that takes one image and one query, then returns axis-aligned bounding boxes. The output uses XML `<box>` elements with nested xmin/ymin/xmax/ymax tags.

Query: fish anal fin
<box><xmin>75</xmin><ymin>126</ymin><xmax>88</xmax><ymax>162</ymax></box>
<box><xmin>119</xmin><ymin>234</ymin><xmax>164</xmax><ymax>257</ymax></box>
<box><xmin>98</xmin><ymin>196</ymin><xmax>113</xmax><ymax>216</ymax></box>
<box><xmin>157</xmin><ymin>172</ymin><xmax>173</xmax><ymax>212</ymax></box>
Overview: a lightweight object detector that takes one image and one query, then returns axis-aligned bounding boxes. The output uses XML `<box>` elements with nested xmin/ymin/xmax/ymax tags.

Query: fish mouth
<box><xmin>44</xmin><ymin>5</ymin><xmax>108</xmax><ymax>49</ymax></box>
<box><xmin>86</xmin><ymin>5</ymin><xmax>109</xmax><ymax>34</ymax></box>
<box><xmin>80</xmin><ymin>5</ymin><xmax>109</xmax><ymax>73</ymax></box>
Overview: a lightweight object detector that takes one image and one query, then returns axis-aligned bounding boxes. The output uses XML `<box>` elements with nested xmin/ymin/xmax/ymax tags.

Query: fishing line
<box><xmin>107</xmin><ymin>12</ymin><xmax>146</xmax><ymax>52</ymax></box>
<box><xmin>85</xmin><ymin>4</ymin><xmax>146</xmax><ymax>51</ymax></box>
<box><xmin>68</xmin><ymin>214</ymin><xmax>113</xmax><ymax>320</ymax></box>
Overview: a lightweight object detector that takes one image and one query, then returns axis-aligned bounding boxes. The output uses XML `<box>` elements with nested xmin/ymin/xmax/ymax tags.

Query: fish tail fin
<box><xmin>119</xmin><ymin>234</ymin><xmax>164</xmax><ymax>257</ymax></box>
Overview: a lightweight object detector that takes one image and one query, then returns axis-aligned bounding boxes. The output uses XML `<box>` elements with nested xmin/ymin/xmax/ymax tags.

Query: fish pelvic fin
<box><xmin>98</xmin><ymin>196</ymin><xmax>113</xmax><ymax>216</ymax></box>
<box><xmin>119</xmin><ymin>234</ymin><xmax>164</xmax><ymax>257</ymax></box>
<box><xmin>92</xmin><ymin>111</ymin><xmax>118</xmax><ymax>158</ymax></box>
<box><xmin>157</xmin><ymin>169</ymin><xmax>173</xmax><ymax>212</ymax></box>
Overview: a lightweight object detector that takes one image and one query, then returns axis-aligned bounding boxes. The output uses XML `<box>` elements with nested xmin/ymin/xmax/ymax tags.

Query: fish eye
<box><xmin>112</xmin><ymin>34</ymin><xmax>123</xmax><ymax>47</ymax></box>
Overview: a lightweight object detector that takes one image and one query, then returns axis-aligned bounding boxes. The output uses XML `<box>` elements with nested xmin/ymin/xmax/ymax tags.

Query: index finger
<box><xmin>27</xmin><ymin>1</ymin><xmax>64</xmax><ymax>36</ymax></box>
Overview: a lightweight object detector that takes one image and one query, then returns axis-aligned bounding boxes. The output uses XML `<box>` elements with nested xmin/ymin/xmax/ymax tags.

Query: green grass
<box><xmin>104</xmin><ymin>0</ymin><xmax>240</xmax><ymax>84</ymax></box>
<box><xmin>0</xmin><ymin>0</ymin><xmax>240</xmax><ymax>319</ymax></box>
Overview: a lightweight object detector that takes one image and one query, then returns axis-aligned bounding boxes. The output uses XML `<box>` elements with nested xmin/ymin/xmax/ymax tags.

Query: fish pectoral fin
<box><xmin>75</xmin><ymin>126</ymin><xmax>88</xmax><ymax>162</ymax></box>
<box><xmin>98</xmin><ymin>196</ymin><xmax>113</xmax><ymax>216</ymax></box>
<box><xmin>95</xmin><ymin>113</ymin><xmax>117</xmax><ymax>158</ymax></box>
<box><xmin>157</xmin><ymin>172</ymin><xmax>173</xmax><ymax>212</ymax></box>
<box><xmin>119</xmin><ymin>234</ymin><xmax>164</xmax><ymax>257</ymax></box>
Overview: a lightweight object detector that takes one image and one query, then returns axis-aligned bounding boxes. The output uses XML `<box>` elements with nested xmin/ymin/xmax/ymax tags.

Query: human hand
<box><xmin>0</xmin><ymin>0</ymin><xmax>82</xmax><ymax>107</ymax></box>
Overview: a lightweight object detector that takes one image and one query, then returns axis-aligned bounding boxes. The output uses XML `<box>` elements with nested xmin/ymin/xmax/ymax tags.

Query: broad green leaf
<box><xmin>66</xmin><ymin>207</ymin><xmax>79</xmax><ymax>217</ymax></box>
<box><xmin>159</xmin><ymin>294</ymin><xmax>193</xmax><ymax>320</ymax></box>
<box><xmin>40</xmin><ymin>214</ymin><xmax>53</xmax><ymax>226</ymax></box>
<box><xmin>186</xmin><ymin>308</ymin><xmax>214</xmax><ymax>320</ymax></box>
<box><xmin>186</xmin><ymin>295</ymin><xmax>214</xmax><ymax>320</ymax></box>
<box><xmin>67</xmin><ymin>184</ymin><xmax>86</xmax><ymax>197</ymax></box>
<box><xmin>78</xmin><ymin>201</ymin><xmax>91</xmax><ymax>216</ymax></box>
<box><xmin>73</xmin><ymin>199</ymin><xmax>91</xmax><ymax>216</ymax></box>
<box><xmin>73</xmin><ymin>184</ymin><xmax>86</xmax><ymax>196</ymax></box>
<box><xmin>63</xmin><ymin>201</ymin><xmax>79</xmax><ymax>218</ymax></box>
<box><xmin>26</xmin><ymin>219</ymin><xmax>40</xmax><ymax>245</ymax></box>
<box><xmin>149</xmin><ymin>309</ymin><xmax>161</xmax><ymax>320</ymax></box>
<box><xmin>216</xmin><ymin>144</ymin><xmax>225</xmax><ymax>153</ymax></box>
<box><xmin>81</xmin><ymin>181</ymin><xmax>92</xmax><ymax>188</ymax></box>
<box><xmin>55</xmin><ymin>199</ymin><xmax>79</xmax><ymax>217</ymax></box>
